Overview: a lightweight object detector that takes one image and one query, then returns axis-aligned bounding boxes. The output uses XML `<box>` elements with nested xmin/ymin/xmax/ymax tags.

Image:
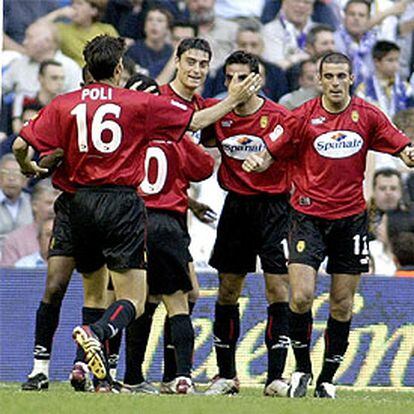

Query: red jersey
<box><xmin>264</xmin><ymin>96</ymin><xmax>410</xmax><ymax>219</ymax></box>
<box><xmin>138</xmin><ymin>135</ymin><xmax>214</xmax><ymax>214</ymax></box>
<box><xmin>203</xmin><ymin>98</ymin><xmax>293</xmax><ymax>195</ymax></box>
<box><xmin>20</xmin><ymin>83</ymin><xmax>194</xmax><ymax>188</ymax></box>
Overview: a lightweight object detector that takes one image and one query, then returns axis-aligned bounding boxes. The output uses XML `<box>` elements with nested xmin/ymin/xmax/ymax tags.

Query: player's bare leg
<box><xmin>314</xmin><ymin>273</ymin><xmax>360</xmax><ymax>399</ymax></box>
<box><xmin>205</xmin><ymin>273</ymin><xmax>245</xmax><ymax>395</ymax></box>
<box><xmin>287</xmin><ymin>264</ymin><xmax>317</xmax><ymax>398</ymax></box>
<box><xmin>22</xmin><ymin>256</ymin><xmax>75</xmax><ymax>391</ymax></box>
<box><xmin>263</xmin><ymin>273</ymin><xmax>290</xmax><ymax>397</ymax></box>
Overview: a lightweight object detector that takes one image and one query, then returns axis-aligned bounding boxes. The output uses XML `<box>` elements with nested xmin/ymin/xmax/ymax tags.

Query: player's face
<box><xmin>224</xmin><ymin>64</ymin><xmax>252</xmax><ymax>89</ymax></box>
<box><xmin>344</xmin><ymin>3</ymin><xmax>370</xmax><ymax>37</ymax></box>
<box><xmin>176</xmin><ymin>49</ymin><xmax>210</xmax><ymax>90</ymax></box>
<box><xmin>374</xmin><ymin>50</ymin><xmax>400</xmax><ymax>79</ymax></box>
<box><xmin>374</xmin><ymin>175</ymin><xmax>402</xmax><ymax>211</ymax></box>
<box><xmin>0</xmin><ymin>160</ymin><xmax>26</xmax><ymax>200</ymax></box>
<box><xmin>319</xmin><ymin>62</ymin><xmax>354</xmax><ymax>105</ymax></box>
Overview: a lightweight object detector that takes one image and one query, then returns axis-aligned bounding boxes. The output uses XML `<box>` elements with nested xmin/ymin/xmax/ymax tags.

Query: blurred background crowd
<box><xmin>1</xmin><ymin>0</ymin><xmax>414</xmax><ymax>275</ymax></box>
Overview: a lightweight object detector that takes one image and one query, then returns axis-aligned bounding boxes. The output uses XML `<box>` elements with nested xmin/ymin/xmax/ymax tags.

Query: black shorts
<box><xmin>209</xmin><ymin>192</ymin><xmax>290</xmax><ymax>274</ymax></box>
<box><xmin>289</xmin><ymin>209</ymin><xmax>369</xmax><ymax>274</ymax></box>
<box><xmin>146</xmin><ymin>209</ymin><xmax>193</xmax><ymax>295</ymax></box>
<box><xmin>70</xmin><ymin>186</ymin><xmax>147</xmax><ymax>274</ymax></box>
<box><xmin>49</xmin><ymin>192</ymin><xmax>75</xmax><ymax>258</ymax></box>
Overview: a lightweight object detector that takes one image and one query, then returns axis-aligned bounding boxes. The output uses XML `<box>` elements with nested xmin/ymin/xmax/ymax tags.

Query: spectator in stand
<box><xmin>333</xmin><ymin>0</ymin><xmax>387</xmax><ymax>87</ymax></box>
<box><xmin>2</xmin><ymin>183</ymin><xmax>59</xmax><ymax>267</ymax></box>
<box><xmin>393</xmin><ymin>109</ymin><xmax>414</xmax><ymax>202</ymax></box>
<box><xmin>279</xmin><ymin>58</ymin><xmax>320</xmax><ymax>109</ymax></box>
<box><xmin>2</xmin><ymin>21</ymin><xmax>81</xmax><ymax>97</ymax></box>
<box><xmin>0</xmin><ymin>154</ymin><xmax>33</xmax><ymax>248</ymax></box>
<box><xmin>397</xmin><ymin>2</ymin><xmax>414</xmax><ymax>82</ymax></box>
<box><xmin>204</xmin><ymin>20</ymin><xmax>288</xmax><ymax>102</ymax></box>
<box><xmin>286</xmin><ymin>23</ymin><xmax>335</xmax><ymax>91</ymax></box>
<box><xmin>187</xmin><ymin>0</ymin><xmax>238</xmax><ymax>75</ymax></box>
<box><xmin>12</xmin><ymin>61</ymin><xmax>66</xmax><ymax>135</ymax></box>
<box><xmin>262</xmin><ymin>0</ymin><xmax>317</xmax><ymax>70</ymax></box>
<box><xmin>1</xmin><ymin>103</ymin><xmax>43</xmax><ymax>156</ymax></box>
<box><xmin>103</xmin><ymin>0</ymin><xmax>149</xmax><ymax>43</ymax></box>
<box><xmin>14</xmin><ymin>218</ymin><xmax>54</xmax><ymax>269</ymax></box>
<box><xmin>392</xmin><ymin>232</ymin><xmax>414</xmax><ymax>277</ymax></box>
<box><xmin>3</xmin><ymin>0</ymin><xmax>61</xmax><ymax>53</ymax></box>
<box><xmin>214</xmin><ymin>0</ymin><xmax>266</xmax><ymax>21</ymax></box>
<box><xmin>38</xmin><ymin>0</ymin><xmax>119</xmax><ymax>66</ymax></box>
<box><xmin>126</xmin><ymin>5</ymin><xmax>174</xmax><ymax>78</ymax></box>
<box><xmin>356</xmin><ymin>41</ymin><xmax>412</xmax><ymax>119</ymax></box>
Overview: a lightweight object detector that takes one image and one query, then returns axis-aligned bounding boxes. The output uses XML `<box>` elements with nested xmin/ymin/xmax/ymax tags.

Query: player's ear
<box><xmin>349</xmin><ymin>73</ymin><xmax>355</xmax><ymax>86</ymax></box>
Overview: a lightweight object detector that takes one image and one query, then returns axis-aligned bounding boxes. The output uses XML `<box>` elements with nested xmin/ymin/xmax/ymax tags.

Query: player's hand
<box><xmin>20</xmin><ymin>160</ymin><xmax>49</xmax><ymax>178</ymax></box>
<box><xmin>189</xmin><ymin>198</ymin><xmax>217</xmax><ymax>223</ymax></box>
<box><xmin>242</xmin><ymin>150</ymin><xmax>274</xmax><ymax>173</ymax></box>
<box><xmin>399</xmin><ymin>145</ymin><xmax>414</xmax><ymax>167</ymax></box>
<box><xmin>228</xmin><ymin>73</ymin><xmax>262</xmax><ymax>105</ymax></box>
<box><xmin>37</xmin><ymin>148</ymin><xmax>64</xmax><ymax>178</ymax></box>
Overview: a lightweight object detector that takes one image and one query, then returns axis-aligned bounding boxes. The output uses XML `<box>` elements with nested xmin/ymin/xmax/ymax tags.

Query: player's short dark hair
<box><xmin>344</xmin><ymin>0</ymin><xmax>371</xmax><ymax>14</ymax></box>
<box><xmin>319</xmin><ymin>52</ymin><xmax>353</xmax><ymax>75</ymax></box>
<box><xmin>306</xmin><ymin>24</ymin><xmax>334</xmax><ymax>46</ymax></box>
<box><xmin>373</xmin><ymin>168</ymin><xmax>402</xmax><ymax>189</ymax></box>
<box><xmin>125</xmin><ymin>73</ymin><xmax>160</xmax><ymax>94</ymax></box>
<box><xmin>38</xmin><ymin>59</ymin><xmax>62</xmax><ymax>76</ymax></box>
<box><xmin>172</xmin><ymin>20</ymin><xmax>198</xmax><ymax>37</ymax></box>
<box><xmin>391</xmin><ymin>231</ymin><xmax>414</xmax><ymax>266</ymax></box>
<box><xmin>372</xmin><ymin>40</ymin><xmax>400</xmax><ymax>61</ymax></box>
<box><xmin>145</xmin><ymin>5</ymin><xmax>174</xmax><ymax>29</ymax></box>
<box><xmin>83</xmin><ymin>35</ymin><xmax>126</xmax><ymax>81</ymax></box>
<box><xmin>176</xmin><ymin>38</ymin><xmax>212</xmax><ymax>61</ymax></box>
<box><xmin>224</xmin><ymin>50</ymin><xmax>260</xmax><ymax>75</ymax></box>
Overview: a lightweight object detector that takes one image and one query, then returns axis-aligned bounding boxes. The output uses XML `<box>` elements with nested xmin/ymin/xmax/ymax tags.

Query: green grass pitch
<box><xmin>1</xmin><ymin>383</ymin><xmax>414</xmax><ymax>414</ymax></box>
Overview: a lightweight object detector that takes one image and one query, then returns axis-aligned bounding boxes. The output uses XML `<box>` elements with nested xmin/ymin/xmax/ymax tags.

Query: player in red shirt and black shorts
<box><xmin>13</xmin><ymin>35</ymin><xmax>262</xmax><ymax>387</ymax></box>
<box><xmin>114</xmin><ymin>73</ymin><xmax>214</xmax><ymax>394</ymax></box>
<box><xmin>201</xmin><ymin>51</ymin><xmax>297</xmax><ymax>396</ymax></box>
<box><xmin>243</xmin><ymin>52</ymin><xmax>414</xmax><ymax>398</ymax></box>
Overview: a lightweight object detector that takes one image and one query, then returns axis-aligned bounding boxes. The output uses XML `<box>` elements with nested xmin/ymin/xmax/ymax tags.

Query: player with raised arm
<box><xmin>201</xmin><ymin>51</ymin><xmax>296</xmax><ymax>396</ymax></box>
<box><xmin>13</xmin><ymin>35</ymin><xmax>260</xmax><ymax>387</ymax></box>
<box><xmin>243</xmin><ymin>52</ymin><xmax>414</xmax><ymax>398</ymax></box>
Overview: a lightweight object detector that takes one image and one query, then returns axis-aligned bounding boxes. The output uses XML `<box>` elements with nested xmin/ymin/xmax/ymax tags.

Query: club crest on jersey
<box><xmin>311</xmin><ymin>116</ymin><xmax>326</xmax><ymax>125</ymax></box>
<box><xmin>314</xmin><ymin>130</ymin><xmax>363</xmax><ymax>159</ymax></box>
<box><xmin>222</xmin><ymin>134</ymin><xmax>266</xmax><ymax>160</ymax></box>
<box><xmin>296</xmin><ymin>240</ymin><xmax>306</xmax><ymax>253</ymax></box>
<box><xmin>260</xmin><ymin>115</ymin><xmax>268</xmax><ymax>128</ymax></box>
<box><xmin>351</xmin><ymin>110</ymin><xmax>359</xmax><ymax>123</ymax></box>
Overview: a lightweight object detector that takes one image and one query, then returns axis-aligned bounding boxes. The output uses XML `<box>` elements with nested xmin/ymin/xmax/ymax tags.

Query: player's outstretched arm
<box><xmin>188</xmin><ymin>73</ymin><xmax>261</xmax><ymax>131</ymax></box>
<box><xmin>398</xmin><ymin>145</ymin><xmax>414</xmax><ymax>167</ymax></box>
<box><xmin>12</xmin><ymin>137</ymin><xmax>49</xmax><ymax>177</ymax></box>
<box><xmin>242</xmin><ymin>150</ymin><xmax>274</xmax><ymax>173</ymax></box>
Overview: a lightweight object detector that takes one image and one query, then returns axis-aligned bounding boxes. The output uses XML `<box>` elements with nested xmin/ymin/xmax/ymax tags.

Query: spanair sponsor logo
<box><xmin>222</xmin><ymin>134</ymin><xmax>266</xmax><ymax>160</ymax></box>
<box><xmin>313</xmin><ymin>130</ymin><xmax>363</xmax><ymax>159</ymax></box>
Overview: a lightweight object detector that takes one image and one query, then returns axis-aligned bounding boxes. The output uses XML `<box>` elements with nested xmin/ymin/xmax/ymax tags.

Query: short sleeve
<box><xmin>369</xmin><ymin>107</ymin><xmax>410</xmax><ymax>155</ymax></box>
<box><xmin>145</xmin><ymin>95</ymin><xmax>194</xmax><ymax>142</ymax></box>
<box><xmin>263</xmin><ymin>111</ymin><xmax>299</xmax><ymax>159</ymax></box>
<box><xmin>19</xmin><ymin>101</ymin><xmax>61</xmax><ymax>153</ymax></box>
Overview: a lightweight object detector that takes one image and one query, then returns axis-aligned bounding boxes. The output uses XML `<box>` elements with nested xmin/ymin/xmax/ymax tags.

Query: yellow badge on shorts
<box><xmin>296</xmin><ymin>240</ymin><xmax>306</xmax><ymax>253</ymax></box>
<box><xmin>49</xmin><ymin>237</ymin><xmax>56</xmax><ymax>250</ymax></box>
<box><xmin>260</xmin><ymin>115</ymin><xmax>268</xmax><ymax>128</ymax></box>
<box><xmin>351</xmin><ymin>110</ymin><xmax>359</xmax><ymax>123</ymax></box>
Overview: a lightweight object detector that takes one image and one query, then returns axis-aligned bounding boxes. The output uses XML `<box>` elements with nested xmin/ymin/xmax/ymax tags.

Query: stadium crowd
<box><xmin>2</xmin><ymin>0</ymin><xmax>414</xmax><ymax>399</ymax></box>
